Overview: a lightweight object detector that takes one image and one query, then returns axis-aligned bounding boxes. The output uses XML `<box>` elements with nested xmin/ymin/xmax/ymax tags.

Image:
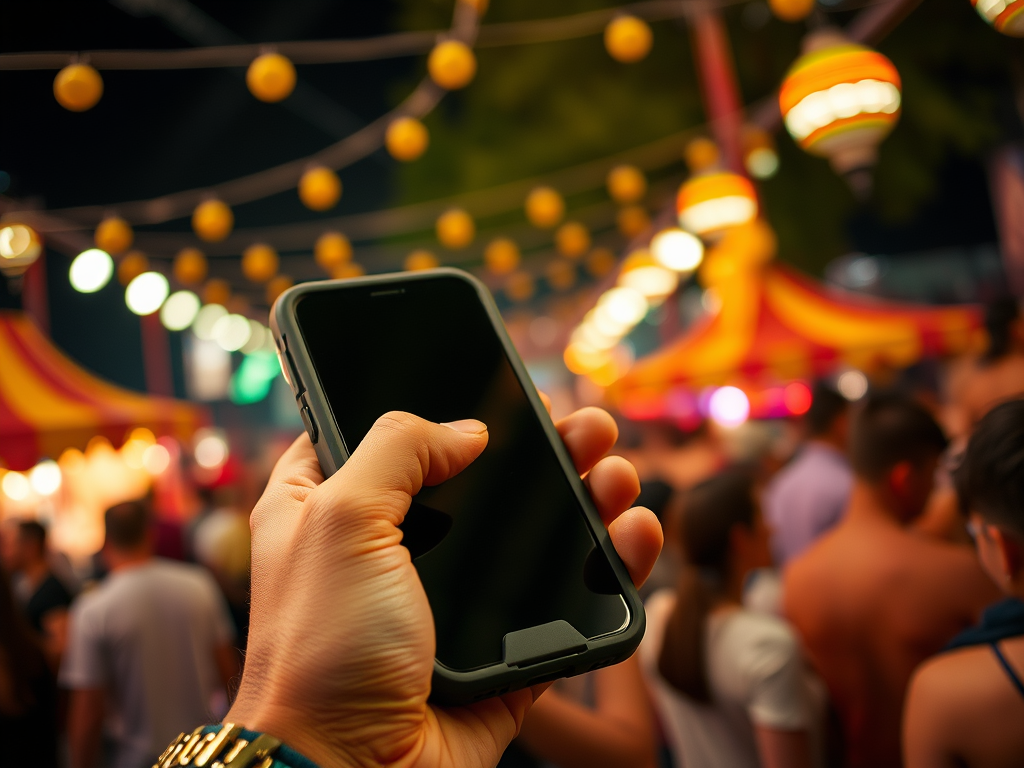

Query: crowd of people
<box><xmin>2</xmin><ymin>298</ymin><xmax>1024</xmax><ymax>768</ymax></box>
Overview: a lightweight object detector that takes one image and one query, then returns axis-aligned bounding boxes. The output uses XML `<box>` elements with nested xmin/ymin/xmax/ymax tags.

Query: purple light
<box><xmin>708</xmin><ymin>386</ymin><xmax>750</xmax><ymax>428</ymax></box>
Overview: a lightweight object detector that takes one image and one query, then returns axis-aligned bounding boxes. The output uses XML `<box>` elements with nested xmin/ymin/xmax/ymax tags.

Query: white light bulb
<box><xmin>69</xmin><ymin>249</ymin><xmax>114</xmax><ymax>293</ymax></box>
<box><xmin>598</xmin><ymin>287</ymin><xmax>648</xmax><ymax>326</ymax></box>
<box><xmin>160</xmin><ymin>290</ymin><xmax>201</xmax><ymax>331</ymax></box>
<box><xmin>142</xmin><ymin>443</ymin><xmax>171</xmax><ymax>474</ymax></box>
<box><xmin>212</xmin><ymin>314</ymin><xmax>252</xmax><ymax>352</ymax></box>
<box><xmin>651</xmin><ymin>228</ymin><xmax>705</xmax><ymax>272</ymax></box>
<box><xmin>708</xmin><ymin>386</ymin><xmax>750</xmax><ymax>428</ymax></box>
<box><xmin>194</xmin><ymin>430</ymin><xmax>229</xmax><ymax>470</ymax></box>
<box><xmin>838</xmin><ymin>370</ymin><xmax>869</xmax><ymax>401</ymax></box>
<box><xmin>193</xmin><ymin>304</ymin><xmax>228</xmax><ymax>341</ymax></box>
<box><xmin>29</xmin><ymin>460</ymin><xmax>62</xmax><ymax>496</ymax></box>
<box><xmin>126</xmin><ymin>272</ymin><xmax>170</xmax><ymax>316</ymax></box>
<box><xmin>1</xmin><ymin>471</ymin><xmax>31</xmax><ymax>501</ymax></box>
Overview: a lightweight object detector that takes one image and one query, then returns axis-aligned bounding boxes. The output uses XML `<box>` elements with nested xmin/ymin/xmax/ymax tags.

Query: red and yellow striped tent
<box><xmin>610</xmin><ymin>264</ymin><xmax>983</xmax><ymax>410</ymax></box>
<box><xmin>0</xmin><ymin>311</ymin><xmax>208</xmax><ymax>471</ymax></box>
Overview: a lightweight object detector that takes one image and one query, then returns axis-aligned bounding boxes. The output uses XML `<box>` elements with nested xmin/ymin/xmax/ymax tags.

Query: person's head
<box><xmin>1</xmin><ymin>520</ymin><xmax>47</xmax><ymax>573</ymax></box>
<box><xmin>658</xmin><ymin>468</ymin><xmax>770</xmax><ymax>702</ymax></box>
<box><xmin>954</xmin><ymin>399</ymin><xmax>1024</xmax><ymax>595</ymax></box>
<box><xmin>981</xmin><ymin>297</ymin><xmax>1024</xmax><ymax>364</ymax></box>
<box><xmin>805</xmin><ymin>382</ymin><xmax>849</xmax><ymax>447</ymax></box>
<box><xmin>103</xmin><ymin>500</ymin><xmax>153</xmax><ymax>566</ymax></box>
<box><xmin>849</xmin><ymin>393</ymin><xmax>949</xmax><ymax>523</ymax></box>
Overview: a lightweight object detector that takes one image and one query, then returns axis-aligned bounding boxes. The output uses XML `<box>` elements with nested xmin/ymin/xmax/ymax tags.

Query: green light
<box><xmin>229</xmin><ymin>351</ymin><xmax>281</xmax><ymax>405</ymax></box>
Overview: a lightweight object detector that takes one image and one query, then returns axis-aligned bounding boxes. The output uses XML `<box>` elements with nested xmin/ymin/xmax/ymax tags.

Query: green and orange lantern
<box><xmin>971</xmin><ymin>0</ymin><xmax>1024</xmax><ymax>35</ymax></box>
<box><xmin>676</xmin><ymin>171</ymin><xmax>758</xmax><ymax>240</ymax></box>
<box><xmin>779</xmin><ymin>30</ymin><xmax>901</xmax><ymax>189</ymax></box>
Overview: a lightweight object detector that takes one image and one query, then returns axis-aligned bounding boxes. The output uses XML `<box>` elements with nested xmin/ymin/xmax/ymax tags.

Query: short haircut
<box><xmin>806</xmin><ymin>382</ymin><xmax>848</xmax><ymax>437</ymax></box>
<box><xmin>17</xmin><ymin>521</ymin><xmax>46</xmax><ymax>552</ymax></box>
<box><xmin>954</xmin><ymin>399</ymin><xmax>1024</xmax><ymax>538</ymax></box>
<box><xmin>104</xmin><ymin>500</ymin><xmax>151</xmax><ymax>550</ymax></box>
<box><xmin>849</xmin><ymin>394</ymin><xmax>949</xmax><ymax>481</ymax></box>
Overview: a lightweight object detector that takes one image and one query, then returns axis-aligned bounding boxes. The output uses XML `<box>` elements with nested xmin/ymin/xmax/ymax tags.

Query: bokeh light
<box><xmin>708</xmin><ymin>386</ymin><xmax>751</xmax><ymax>427</ymax></box>
<box><xmin>193</xmin><ymin>304</ymin><xmax>228</xmax><ymax>340</ymax></box>
<box><xmin>125</xmin><ymin>272</ymin><xmax>170</xmax><ymax>316</ymax></box>
<box><xmin>194</xmin><ymin>429</ymin><xmax>229</xmax><ymax>470</ymax></box>
<box><xmin>142</xmin><ymin>443</ymin><xmax>171</xmax><ymax>475</ymax></box>
<box><xmin>212</xmin><ymin>313</ymin><xmax>253</xmax><ymax>352</ymax></box>
<box><xmin>160</xmin><ymin>290</ymin><xmax>201</xmax><ymax>331</ymax></box>
<box><xmin>69</xmin><ymin>248</ymin><xmax>114</xmax><ymax>293</ymax></box>
<box><xmin>28</xmin><ymin>460</ymin><xmax>62</xmax><ymax>496</ymax></box>
<box><xmin>1</xmin><ymin>471</ymin><xmax>30</xmax><ymax>501</ymax></box>
<box><xmin>783</xmin><ymin>382</ymin><xmax>813</xmax><ymax>415</ymax></box>
<box><xmin>838</xmin><ymin>369</ymin><xmax>869</xmax><ymax>401</ymax></box>
<box><xmin>650</xmin><ymin>228</ymin><xmax>705</xmax><ymax>272</ymax></box>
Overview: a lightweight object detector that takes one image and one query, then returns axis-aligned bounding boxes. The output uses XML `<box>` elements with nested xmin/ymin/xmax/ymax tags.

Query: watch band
<box><xmin>154</xmin><ymin>723</ymin><xmax>320</xmax><ymax>768</ymax></box>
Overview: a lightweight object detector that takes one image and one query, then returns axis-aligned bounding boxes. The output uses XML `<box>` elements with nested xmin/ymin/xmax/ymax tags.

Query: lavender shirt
<box><xmin>764</xmin><ymin>442</ymin><xmax>854</xmax><ymax>567</ymax></box>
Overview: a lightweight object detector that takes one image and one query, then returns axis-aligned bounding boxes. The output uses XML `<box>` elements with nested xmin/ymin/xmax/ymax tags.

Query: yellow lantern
<box><xmin>405</xmin><ymin>250</ymin><xmax>439</xmax><ymax>271</ymax></box>
<box><xmin>246</xmin><ymin>52</ymin><xmax>296</xmax><ymax>103</ymax></box>
<box><xmin>314</xmin><ymin>232</ymin><xmax>352</xmax><ymax>272</ymax></box>
<box><xmin>385</xmin><ymin>117</ymin><xmax>429</xmax><ymax>161</ymax></box>
<box><xmin>203</xmin><ymin>279</ymin><xmax>232</xmax><ymax>306</ymax></box>
<box><xmin>266</xmin><ymin>274</ymin><xmax>294</xmax><ymax>304</ymax></box>
<box><xmin>298</xmin><ymin>167</ymin><xmax>341</xmax><ymax>211</ymax></box>
<box><xmin>525</xmin><ymin>187</ymin><xmax>565</xmax><ymax>229</ymax></box>
<box><xmin>604</xmin><ymin>16</ymin><xmax>653</xmax><ymax>63</ymax></box>
<box><xmin>95</xmin><ymin>216</ymin><xmax>133</xmax><ymax>255</ymax></box>
<box><xmin>436</xmin><ymin>209</ymin><xmax>475</xmax><ymax>249</ymax></box>
<box><xmin>718</xmin><ymin>219</ymin><xmax>777</xmax><ymax>269</ymax></box>
<box><xmin>606</xmin><ymin>165</ymin><xmax>647</xmax><ymax>204</ymax></box>
<box><xmin>505</xmin><ymin>271</ymin><xmax>535</xmax><ymax>302</ymax></box>
<box><xmin>779</xmin><ymin>31</ymin><xmax>902</xmax><ymax>182</ymax></box>
<box><xmin>484</xmin><ymin>238</ymin><xmax>520</xmax><ymax>275</ymax></box>
<box><xmin>242</xmin><ymin>244</ymin><xmax>279</xmax><ymax>283</ymax></box>
<box><xmin>555</xmin><ymin>221</ymin><xmax>591</xmax><ymax>259</ymax></box>
<box><xmin>586</xmin><ymin>247</ymin><xmax>617</xmax><ymax>278</ymax></box>
<box><xmin>546</xmin><ymin>260</ymin><xmax>576</xmax><ymax>291</ymax></box>
<box><xmin>117</xmin><ymin>251</ymin><xmax>149</xmax><ymax>286</ymax></box>
<box><xmin>676</xmin><ymin>171</ymin><xmax>758</xmax><ymax>238</ymax></box>
<box><xmin>192</xmin><ymin>200</ymin><xmax>234</xmax><ymax>243</ymax></box>
<box><xmin>53</xmin><ymin>63</ymin><xmax>103</xmax><ymax>112</ymax></box>
<box><xmin>0</xmin><ymin>224</ymin><xmax>42</xmax><ymax>280</ymax></box>
<box><xmin>332</xmin><ymin>262</ymin><xmax>365</xmax><ymax>279</ymax></box>
<box><xmin>684</xmin><ymin>137</ymin><xmax>721</xmax><ymax>174</ymax></box>
<box><xmin>618</xmin><ymin>250</ymin><xmax>679</xmax><ymax>299</ymax></box>
<box><xmin>616</xmin><ymin>205</ymin><xmax>651</xmax><ymax>238</ymax></box>
<box><xmin>428</xmin><ymin>41</ymin><xmax>477</xmax><ymax>90</ymax></box>
<box><xmin>971</xmin><ymin>0</ymin><xmax>1024</xmax><ymax>34</ymax></box>
<box><xmin>173</xmin><ymin>248</ymin><xmax>208</xmax><ymax>285</ymax></box>
<box><xmin>769</xmin><ymin>0</ymin><xmax>816</xmax><ymax>22</ymax></box>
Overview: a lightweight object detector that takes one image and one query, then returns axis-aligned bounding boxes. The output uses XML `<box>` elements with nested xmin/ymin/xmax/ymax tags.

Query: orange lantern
<box><xmin>0</xmin><ymin>224</ymin><xmax>42</xmax><ymax>281</ymax></box>
<box><xmin>971</xmin><ymin>0</ymin><xmax>1024</xmax><ymax>35</ymax></box>
<box><xmin>769</xmin><ymin>0</ymin><xmax>816</xmax><ymax>22</ymax></box>
<box><xmin>676</xmin><ymin>171</ymin><xmax>758</xmax><ymax>239</ymax></box>
<box><xmin>192</xmin><ymin>200</ymin><xmax>234</xmax><ymax>243</ymax></box>
<box><xmin>428</xmin><ymin>41</ymin><xmax>477</xmax><ymax>90</ymax></box>
<box><xmin>546</xmin><ymin>260</ymin><xmax>576</xmax><ymax>291</ymax></box>
<box><xmin>314</xmin><ymin>232</ymin><xmax>352</xmax><ymax>272</ymax></box>
<box><xmin>684</xmin><ymin>137</ymin><xmax>721</xmax><ymax>174</ymax></box>
<box><xmin>606</xmin><ymin>165</ymin><xmax>647</xmax><ymax>204</ymax></box>
<box><xmin>247</xmin><ymin>53</ymin><xmax>296</xmax><ymax>102</ymax></box>
<box><xmin>385</xmin><ymin>117</ymin><xmax>429</xmax><ymax>161</ymax></box>
<box><xmin>525</xmin><ymin>187</ymin><xmax>565</xmax><ymax>229</ymax></box>
<box><xmin>266</xmin><ymin>274</ymin><xmax>294</xmax><ymax>304</ymax></box>
<box><xmin>332</xmin><ymin>262</ymin><xmax>365</xmax><ymax>279</ymax></box>
<box><xmin>242</xmin><ymin>244</ymin><xmax>279</xmax><ymax>283</ymax></box>
<box><xmin>53</xmin><ymin>63</ymin><xmax>103</xmax><ymax>111</ymax></box>
<box><xmin>586</xmin><ymin>247</ymin><xmax>617</xmax><ymax>278</ymax></box>
<box><xmin>117</xmin><ymin>251</ymin><xmax>149</xmax><ymax>286</ymax></box>
<box><xmin>505</xmin><ymin>271</ymin><xmax>535</xmax><ymax>302</ymax></box>
<box><xmin>617</xmin><ymin>205</ymin><xmax>651</xmax><ymax>238</ymax></box>
<box><xmin>604</xmin><ymin>16</ymin><xmax>653</xmax><ymax>63</ymax></box>
<box><xmin>203</xmin><ymin>279</ymin><xmax>232</xmax><ymax>306</ymax></box>
<box><xmin>95</xmin><ymin>216</ymin><xmax>133</xmax><ymax>255</ymax></box>
<box><xmin>436</xmin><ymin>209</ymin><xmax>475</xmax><ymax>249</ymax></box>
<box><xmin>484</xmin><ymin>239</ymin><xmax>520</xmax><ymax>275</ymax></box>
<box><xmin>779</xmin><ymin>31</ymin><xmax>901</xmax><ymax>182</ymax></box>
<box><xmin>555</xmin><ymin>222</ymin><xmax>591</xmax><ymax>259</ymax></box>
<box><xmin>173</xmin><ymin>248</ymin><xmax>208</xmax><ymax>285</ymax></box>
<box><xmin>298</xmin><ymin>167</ymin><xmax>341</xmax><ymax>211</ymax></box>
<box><xmin>405</xmin><ymin>250</ymin><xmax>440</xmax><ymax>271</ymax></box>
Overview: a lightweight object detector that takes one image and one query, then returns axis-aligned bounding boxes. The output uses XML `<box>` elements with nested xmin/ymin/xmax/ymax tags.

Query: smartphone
<box><xmin>271</xmin><ymin>268</ymin><xmax>644</xmax><ymax>705</ymax></box>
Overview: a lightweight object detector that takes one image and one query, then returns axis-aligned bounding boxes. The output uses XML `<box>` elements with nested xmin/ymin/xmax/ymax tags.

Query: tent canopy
<box><xmin>611</xmin><ymin>264</ymin><xmax>982</xmax><ymax>408</ymax></box>
<box><xmin>0</xmin><ymin>311</ymin><xmax>207</xmax><ymax>471</ymax></box>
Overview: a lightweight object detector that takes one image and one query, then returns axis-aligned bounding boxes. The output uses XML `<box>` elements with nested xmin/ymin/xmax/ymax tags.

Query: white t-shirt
<box><xmin>640</xmin><ymin>589</ymin><xmax>822</xmax><ymax>768</ymax></box>
<box><xmin>60</xmin><ymin>559</ymin><xmax>235</xmax><ymax>768</ymax></box>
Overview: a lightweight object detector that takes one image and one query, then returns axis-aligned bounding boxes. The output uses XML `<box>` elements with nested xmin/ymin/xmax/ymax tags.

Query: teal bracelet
<box><xmin>154</xmin><ymin>723</ymin><xmax>320</xmax><ymax>768</ymax></box>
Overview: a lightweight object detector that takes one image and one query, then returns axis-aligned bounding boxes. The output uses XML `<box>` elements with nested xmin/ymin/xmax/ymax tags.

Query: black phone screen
<box><xmin>296</xmin><ymin>274</ymin><xmax>629</xmax><ymax>672</ymax></box>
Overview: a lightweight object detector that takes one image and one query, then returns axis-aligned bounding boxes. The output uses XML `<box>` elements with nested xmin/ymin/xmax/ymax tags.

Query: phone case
<box><xmin>270</xmin><ymin>268</ymin><xmax>645</xmax><ymax>705</ymax></box>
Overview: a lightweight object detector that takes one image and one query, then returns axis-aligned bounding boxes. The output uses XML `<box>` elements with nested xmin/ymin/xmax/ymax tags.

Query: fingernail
<box><xmin>442</xmin><ymin>419</ymin><xmax>487</xmax><ymax>435</ymax></box>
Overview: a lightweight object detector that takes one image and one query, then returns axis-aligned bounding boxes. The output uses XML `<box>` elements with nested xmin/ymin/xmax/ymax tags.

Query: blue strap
<box><xmin>991</xmin><ymin>642</ymin><xmax>1024</xmax><ymax>700</ymax></box>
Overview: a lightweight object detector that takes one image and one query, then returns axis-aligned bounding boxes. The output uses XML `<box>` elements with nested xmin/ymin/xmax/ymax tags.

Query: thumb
<box><xmin>320</xmin><ymin>411</ymin><xmax>488</xmax><ymax>526</ymax></box>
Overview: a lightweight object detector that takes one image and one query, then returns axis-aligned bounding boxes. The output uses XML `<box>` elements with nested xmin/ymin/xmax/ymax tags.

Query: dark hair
<box><xmin>0</xmin><ymin>562</ymin><xmax>48</xmax><ymax>714</ymax></box>
<box><xmin>806</xmin><ymin>382</ymin><xmax>848</xmax><ymax>437</ymax></box>
<box><xmin>849</xmin><ymin>394</ymin><xmax>948</xmax><ymax>482</ymax></box>
<box><xmin>954</xmin><ymin>399</ymin><xmax>1024</xmax><ymax>538</ymax></box>
<box><xmin>104</xmin><ymin>500</ymin><xmax>151</xmax><ymax>550</ymax></box>
<box><xmin>981</xmin><ymin>297</ymin><xmax>1020</xmax><ymax>365</ymax></box>
<box><xmin>17</xmin><ymin>520</ymin><xmax>46</xmax><ymax>553</ymax></box>
<box><xmin>658</xmin><ymin>468</ymin><xmax>756</xmax><ymax>703</ymax></box>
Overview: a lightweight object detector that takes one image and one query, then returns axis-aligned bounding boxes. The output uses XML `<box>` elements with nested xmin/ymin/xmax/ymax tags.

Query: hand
<box><xmin>226</xmin><ymin>407</ymin><xmax>662</xmax><ymax>768</ymax></box>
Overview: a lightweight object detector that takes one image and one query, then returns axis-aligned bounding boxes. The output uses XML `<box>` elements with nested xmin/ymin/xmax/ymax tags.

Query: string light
<box><xmin>125</xmin><ymin>272</ymin><xmax>170</xmax><ymax>316</ymax></box>
<box><xmin>651</xmin><ymin>228</ymin><xmax>704</xmax><ymax>272</ymax></box>
<box><xmin>69</xmin><ymin>248</ymin><xmax>114</xmax><ymax>293</ymax></box>
<box><xmin>212</xmin><ymin>313</ymin><xmax>253</xmax><ymax>352</ymax></box>
<box><xmin>1</xmin><ymin>471</ymin><xmax>30</xmax><ymax>501</ymax></box>
<box><xmin>708</xmin><ymin>386</ymin><xmax>750</xmax><ymax>427</ymax></box>
<box><xmin>193</xmin><ymin>303</ymin><xmax>228</xmax><ymax>340</ymax></box>
<box><xmin>160</xmin><ymin>290</ymin><xmax>201</xmax><ymax>331</ymax></box>
<box><xmin>29</xmin><ymin>460</ymin><xmax>62</xmax><ymax>496</ymax></box>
